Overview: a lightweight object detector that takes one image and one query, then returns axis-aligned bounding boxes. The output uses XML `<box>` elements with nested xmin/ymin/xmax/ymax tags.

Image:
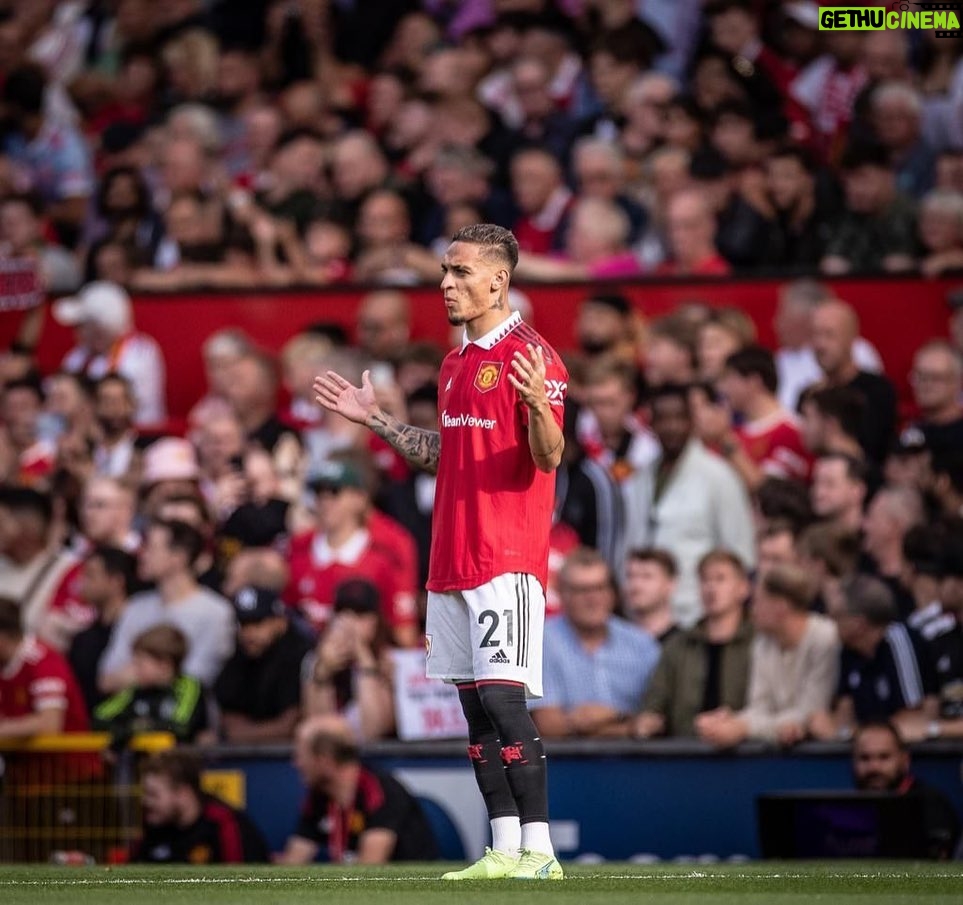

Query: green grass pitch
<box><xmin>1</xmin><ymin>862</ymin><xmax>963</xmax><ymax>905</ymax></box>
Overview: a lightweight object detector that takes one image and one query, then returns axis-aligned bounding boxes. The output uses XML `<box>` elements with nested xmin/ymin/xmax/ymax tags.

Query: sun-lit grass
<box><xmin>0</xmin><ymin>861</ymin><xmax>962</xmax><ymax>905</ymax></box>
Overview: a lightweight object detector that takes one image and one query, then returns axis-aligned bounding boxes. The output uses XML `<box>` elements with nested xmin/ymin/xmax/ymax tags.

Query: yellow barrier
<box><xmin>0</xmin><ymin>733</ymin><xmax>175</xmax><ymax>864</ymax></box>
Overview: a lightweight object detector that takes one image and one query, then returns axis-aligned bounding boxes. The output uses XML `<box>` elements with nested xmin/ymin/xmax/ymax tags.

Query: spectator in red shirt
<box><xmin>0</xmin><ymin>597</ymin><xmax>89</xmax><ymax>737</ymax></box>
<box><xmin>710</xmin><ymin>346</ymin><xmax>812</xmax><ymax>490</ymax></box>
<box><xmin>1</xmin><ymin>378</ymin><xmax>55</xmax><ymax>488</ymax></box>
<box><xmin>657</xmin><ymin>189</ymin><xmax>732</xmax><ymax>276</ymax></box>
<box><xmin>0</xmin><ymin>485</ymin><xmax>88</xmax><ymax>650</ymax></box>
<box><xmin>285</xmin><ymin>457</ymin><xmax>418</xmax><ymax>647</ymax></box>
<box><xmin>509</xmin><ymin>147</ymin><xmax>573</xmax><ymax>255</ymax></box>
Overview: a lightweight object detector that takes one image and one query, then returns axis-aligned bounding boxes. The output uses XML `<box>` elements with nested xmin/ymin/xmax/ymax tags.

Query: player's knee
<box><xmin>476</xmin><ymin>680</ymin><xmax>528</xmax><ymax>728</ymax></box>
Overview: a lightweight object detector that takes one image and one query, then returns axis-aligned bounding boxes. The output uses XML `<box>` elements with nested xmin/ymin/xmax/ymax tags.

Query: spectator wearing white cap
<box><xmin>54</xmin><ymin>281</ymin><xmax>167</xmax><ymax>427</ymax></box>
<box><xmin>139</xmin><ymin>437</ymin><xmax>202</xmax><ymax>519</ymax></box>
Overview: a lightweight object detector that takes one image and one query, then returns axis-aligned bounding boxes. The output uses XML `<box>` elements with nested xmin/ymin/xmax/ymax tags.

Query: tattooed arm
<box><xmin>313</xmin><ymin>370</ymin><xmax>441</xmax><ymax>474</ymax></box>
<box><xmin>367</xmin><ymin>409</ymin><xmax>441</xmax><ymax>474</ymax></box>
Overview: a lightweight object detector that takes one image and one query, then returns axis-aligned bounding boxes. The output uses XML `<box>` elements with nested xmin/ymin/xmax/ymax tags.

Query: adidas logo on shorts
<box><xmin>489</xmin><ymin>649</ymin><xmax>510</xmax><ymax>664</ymax></box>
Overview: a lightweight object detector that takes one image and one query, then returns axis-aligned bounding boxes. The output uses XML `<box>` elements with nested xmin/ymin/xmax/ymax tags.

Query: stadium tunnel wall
<box><xmin>3</xmin><ymin>274</ymin><xmax>958</xmax><ymax>424</ymax></box>
<box><xmin>202</xmin><ymin>740</ymin><xmax>963</xmax><ymax>861</ymax></box>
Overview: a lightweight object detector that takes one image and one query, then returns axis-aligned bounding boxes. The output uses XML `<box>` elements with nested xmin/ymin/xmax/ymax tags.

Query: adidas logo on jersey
<box><xmin>489</xmin><ymin>649</ymin><xmax>510</xmax><ymax>664</ymax></box>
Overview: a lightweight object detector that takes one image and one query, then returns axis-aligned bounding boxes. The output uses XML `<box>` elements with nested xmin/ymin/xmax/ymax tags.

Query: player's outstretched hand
<box><xmin>508</xmin><ymin>343</ymin><xmax>549</xmax><ymax>409</ymax></box>
<box><xmin>313</xmin><ymin>369</ymin><xmax>380</xmax><ymax>426</ymax></box>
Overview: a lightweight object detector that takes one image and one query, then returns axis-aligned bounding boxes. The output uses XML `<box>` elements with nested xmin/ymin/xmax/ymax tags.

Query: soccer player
<box><xmin>314</xmin><ymin>224</ymin><xmax>568</xmax><ymax>881</ymax></box>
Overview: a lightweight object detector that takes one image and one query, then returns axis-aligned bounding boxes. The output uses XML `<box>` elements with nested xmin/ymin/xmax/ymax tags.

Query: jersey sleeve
<box><xmin>378</xmin><ymin>559</ymin><xmax>418</xmax><ymax>631</ymax></box>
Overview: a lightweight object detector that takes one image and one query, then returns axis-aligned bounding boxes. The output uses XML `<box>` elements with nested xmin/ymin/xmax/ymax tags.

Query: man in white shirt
<box><xmin>53</xmin><ymin>281</ymin><xmax>167</xmax><ymax>426</ymax></box>
<box><xmin>624</xmin><ymin>384</ymin><xmax>755</xmax><ymax>626</ymax></box>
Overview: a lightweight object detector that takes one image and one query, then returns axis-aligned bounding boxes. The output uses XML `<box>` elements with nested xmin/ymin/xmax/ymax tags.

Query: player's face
<box><xmin>853</xmin><ymin>728</ymin><xmax>909</xmax><ymax>791</ymax></box>
<box><xmin>440</xmin><ymin>242</ymin><xmax>503</xmax><ymax>328</ymax></box>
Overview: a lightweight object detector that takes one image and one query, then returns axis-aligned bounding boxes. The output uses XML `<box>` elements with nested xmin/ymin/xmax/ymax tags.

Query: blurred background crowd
<box><xmin>1</xmin><ymin>0</ymin><xmax>963</xmax><ymax>863</ymax></box>
<box><xmin>0</xmin><ymin>0</ymin><xmax>962</xmax><ymax>290</ymax></box>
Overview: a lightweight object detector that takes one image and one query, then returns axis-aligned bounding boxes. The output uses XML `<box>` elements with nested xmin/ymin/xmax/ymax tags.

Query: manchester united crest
<box><xmin>474</xmin><ymin>361</ymin><xmax>502</xmax><ymax>393</ymax></box>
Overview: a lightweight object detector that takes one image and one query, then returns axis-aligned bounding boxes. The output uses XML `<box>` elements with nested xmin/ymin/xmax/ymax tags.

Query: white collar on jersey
<box><xmin>460</xmin><ymin>310</ymin><xmax>522</xmax><ymax>354</ymax></box>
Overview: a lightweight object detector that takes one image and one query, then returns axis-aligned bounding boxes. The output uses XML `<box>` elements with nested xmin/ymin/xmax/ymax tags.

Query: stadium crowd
<box><xmin>1</xmin><ymin>0</ymin><xmax>963</xmax><ymax>865</ymax></box>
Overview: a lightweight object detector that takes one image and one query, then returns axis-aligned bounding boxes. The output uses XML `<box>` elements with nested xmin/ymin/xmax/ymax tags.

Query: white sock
<box><xmin>521</xmin><ymin>821</ymin><xmax>554</xmax><ymax>856</ymax></box>
<box><xmin>490</xmin><ymin>816</ymin><xmax>521</xmax><ymax>855</ymax></box>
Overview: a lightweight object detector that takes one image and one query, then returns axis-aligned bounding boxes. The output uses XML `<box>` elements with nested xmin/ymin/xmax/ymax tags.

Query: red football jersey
<box><xmin>736</xmin><ymin>410</ymin><xmax>812</xmax><ymax>483</ymax></box>
<box><xmin>545</xmin><ymin>521</ymin><xmax>580</xmax><ymax>618</ymax></box>
<box><xmin>367</xmin><ymin>509</ymin><xmax>419</xmax><ymax>604</ymax></box>
<box><xmin>47</xmin><ymin>561</ymin><xmax>96</xmax><ymax>629</ymax></box>
<box><xmin>284</xmin><ymin>530</ymin><xmax>417</xmax><ymax>634</ymax></box>
<box><xmin>428</xmin><ymin>312</ymin><xmax>568</xmax><ymax>592</ymax></box>
<box><xmin>0</xmin><ymin>636</ymin><xmax>89</xmax><ymax>731</ymax></box>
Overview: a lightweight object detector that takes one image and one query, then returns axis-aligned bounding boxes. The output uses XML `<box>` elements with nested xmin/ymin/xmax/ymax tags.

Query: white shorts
<box><xmin>425</xmin><ymin>572</ymin><xmax>545</xmax><ymax>699</ymax></box>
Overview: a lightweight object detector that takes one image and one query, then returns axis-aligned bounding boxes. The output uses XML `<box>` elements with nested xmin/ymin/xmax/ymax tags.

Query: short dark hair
<box><xmin>770</xmin><ymin>143</ymin><xmax>817</xmax><ymax>174</ymax></box>
<box><xmin>590</xmin><ymin>20</ymin><xmax>661</xmax><ymax>67</ymax></box>
<box><xmin>142</xmin><ymin>750</ymin><xmax>203</xmax><ymax>794</ymax></box>
<box><xmin>88</xmin><ymin>545</ymin><xmax>138</xmax><ymax>597</ymax></box>
<box><xmin>626</xmin><ymin>547</ymin><xmax>678</xmax><ymax>578</ymax></box>
<box><xmin>96</xmin><ymin>372</ymin><xmax>136</xmax><ymax>402</ymax></box>
<box><xmin>760</xmin><ymin>565</ymin><xmax>813</xmax><ymax>612</ymax></box>
<box><xmin>840</xmin><ymin>140</ymin><xmax>891</xmax><ymax>173</ymax></box>
<box><xmin>450</xmin><ymin>223</ymin><xmax>519</xmax><ymax>272</ymax></box>
<box><xmin>854</xmin><ymin>720</ymin><xmax>907</xmax><ymax>752</ymax></box>
<box><xmin>840</xmin><ymin>573</ymin><xmax>896</xmax><ymax>626</ymax></box>
<box><xmin>584</xmin><ymin>293</ymin><xmax>631</xmax><ymax>316</ymax></box>
<box><xmin>724</xmin><ymin>345</ymin><xmax>778</xmax><ymax>395</ymax></box>
<box><xmin>52</xmin><ymin>370</ymin><xmax>97</xmax><ymax>401</ymax></box>
<box><xmin>96</xmin><ymin>167</ymin><xmax>151</xmax><ymax>220</ymax></box>
<box><xmin>756</xmin><ymin>478</ymin><xmax>813</xmax><ymax>532</ymax></box>
<box><xmin>0</xmin><ymin>192</ymin><xmax>43</xmax><ymax>218</ymax></box>
<box><xmin>649</xmin><ymin>382</ymin><xmax>692</xmax><ymax>413</ymax></box>
<box><xmin>0</xmin><ymin>485</ymin><xmax>53</xmax><ymax>526</ymax></box>
<box><xmin>3</xmin><ymin>376</ymin><xmax>44</xmax><ymax>403</ymax></box>
<box><xmin>802</xmin><ymin>385</ymin><xmax>863</xmax><ymax>441</ymax></box>
<box><xmin>816</xmin><ymin>451</ymin><xmax>868</xmax><ymax>487</ymax></box>
<box><xmin>149</xmin><ymin>519</ymin><xmax>204</xmax><ymax>567</ymax></box>
<box><xmin>2</xmin><ymin>63</ymin><xmax>46</xmax><ymax>116</ymax></box>
<box><xmin>0</xmin><ymin>598</ymin><xmax>23</xmax><ymax>638</ymax></box>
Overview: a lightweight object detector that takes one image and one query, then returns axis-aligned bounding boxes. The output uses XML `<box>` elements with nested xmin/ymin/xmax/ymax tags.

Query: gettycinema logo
<box><xmin>819</xmin><ymin>2</ymin><xmax>962</xmax><ymax>36</ymax></box>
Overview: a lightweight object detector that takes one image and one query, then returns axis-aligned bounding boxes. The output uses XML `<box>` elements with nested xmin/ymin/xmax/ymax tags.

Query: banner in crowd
<box><xmin>391</xmin><ymin>649</ymin><xmax>468</xmax><ymax>741</ymax></box>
